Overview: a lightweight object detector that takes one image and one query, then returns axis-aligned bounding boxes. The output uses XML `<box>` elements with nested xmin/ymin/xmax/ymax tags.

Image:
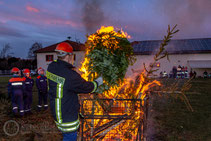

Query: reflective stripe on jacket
<box><xmin>47</xmin><ymin>59</ymin><xmax>98</xmax><ymax>132</ymax></box>
<box><xmin>8</xmin><ymin>77</ymin><xmax>25</xmax><ymax>96</ymax></box>
<box><xmin>36</xmin><ymin>75</ymin><xmax>48</xmax><ymax>92</ymax></box>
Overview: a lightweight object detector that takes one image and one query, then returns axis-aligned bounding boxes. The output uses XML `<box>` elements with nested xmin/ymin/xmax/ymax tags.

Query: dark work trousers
<box><xmin>24</xmin><ymin>91</ymin><xmax>33</xmax><ymax>113</ymax></box>
<box><xmin>12</xmin><ymin>91</ymin><xmax>24</xmax><ymax>116</ymax></box>
<box><xmin>37</xmin><ymin>91</ymin><xmax>48</xmax><ymax>110</ymax></box>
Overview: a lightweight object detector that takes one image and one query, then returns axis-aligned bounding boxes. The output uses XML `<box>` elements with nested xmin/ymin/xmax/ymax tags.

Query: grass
<box><xmin>0</xmin><ymin>76</ymin><xmax>211</xmax><ymax>140</ymax></box>
<box><xmin>152</xmin><ymin>78</ymin><xmax>211</xmax><ymax>141</ymax></box>
<box><xmin>0</xmin><ymin>76</ymin><xmax>62</xmax><ymax>141</ymax></box>
<box><xmin>0</xmin><ymin>76</ymin><xmax>40</xmax><ymax>108</ymax></box>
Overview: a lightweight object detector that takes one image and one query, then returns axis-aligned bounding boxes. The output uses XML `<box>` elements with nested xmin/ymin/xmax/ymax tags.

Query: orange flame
<box><xmin>80</xmin><ymin>26</ymin><xmax>160</xmax><ymax>140</ymax></box>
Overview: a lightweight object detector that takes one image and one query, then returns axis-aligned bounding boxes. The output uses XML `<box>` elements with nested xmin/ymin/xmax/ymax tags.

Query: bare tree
<box><xmin>0</xmin><ymin>44</ymin><xmax>13</xmax><ymax>58</ymax></box>
<box><xmin>28</xmin><ymin>42</ymin><xmax>43</xmax><ymax>59</ymax></box>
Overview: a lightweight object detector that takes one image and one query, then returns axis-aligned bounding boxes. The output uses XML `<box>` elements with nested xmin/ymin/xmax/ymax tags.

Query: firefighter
<box><xmin>184</xmin><ymin>67</ymin><xmax>188</xmax><ymax>78</ymax></box>
<box><xmin>159</xmin><ymin>71</ymin><xmax>163</xmax><ymax>78</ymax></box>
<box><xmin>203</xmin><ymin>70</ymin><xmax>208</xmax><ymax>78</ymax></box>
<box><xmin>47</xmin><ymin>42</ymin><xmax>103</xmax><ymax>141</ymax></box>
<box><xmin>177</xmin><ymin>65</ymin><xmax>182</xmax><ymax>78</ymax></box>
<box><xmin>8</xmin><ymin>67</ymin><xmax>25</xmax><ymax>116</ymax></box>
<box><xmin>181</xmin><ymin>66</ymin><xmax>185</xmax><ymax>79</ymax></box>
<box><xmin>193</xmin><ymin>71</ymin><xmax>197</xmax><ymax>78</ymax></box>
<box><xmin>163</xmin><ymin>71</ymin><xmax>168</xmax><ymax>78</ymax></box>
<box><xmin>36</xmin><ymin>67</ymin><xmax>48</xmax><ymax>111</ymax></box>
<box><xmin>172</xmin><ymin>66</ymin><xmax>177</xmax><ymax>78</ymax></box>
<box><xmin>189</xmin><ymin>69</ymin><xmax>193</xmax><ymax>78</ymax></box>
<box><xmin>23</xmin><ymin>69</ymin><xmax>34</xmax><ymax>114</ymax></box>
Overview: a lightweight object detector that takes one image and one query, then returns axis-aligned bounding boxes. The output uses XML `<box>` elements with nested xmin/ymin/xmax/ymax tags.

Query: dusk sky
<box><xmin>0</xmin><ymin>0</ymin><xmax>211</xmax><ymax>58</ymax></box>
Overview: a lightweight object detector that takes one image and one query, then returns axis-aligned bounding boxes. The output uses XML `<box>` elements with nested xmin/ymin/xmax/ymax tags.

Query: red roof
<box><xmin>35</xmin><ymin>40</ymin><xmax>86</xmax><ymax>53</ymax></box>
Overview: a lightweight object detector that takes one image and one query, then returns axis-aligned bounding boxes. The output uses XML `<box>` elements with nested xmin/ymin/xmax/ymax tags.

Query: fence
<box><xmin>0</xmin><ymin>70</ymin><xmax>11</xmax><ymax>75</ymax></box>
<box><xmin>79</xmin><ymin>98</ymin><xmax>149</xmax><ymax>141</ymax></box>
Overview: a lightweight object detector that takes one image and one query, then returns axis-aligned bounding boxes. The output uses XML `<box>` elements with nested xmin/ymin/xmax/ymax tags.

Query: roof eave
<box><xmin>133</xmin><ymin>50</ymin><xmax>211</xmax><ymax>55</ymax></box>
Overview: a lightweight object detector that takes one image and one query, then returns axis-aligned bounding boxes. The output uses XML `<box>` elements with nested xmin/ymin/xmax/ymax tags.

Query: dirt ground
<box><xmin>0</xmin><ymin>77</ymin><xmax>211</xmax><ymax>141</ymax></box>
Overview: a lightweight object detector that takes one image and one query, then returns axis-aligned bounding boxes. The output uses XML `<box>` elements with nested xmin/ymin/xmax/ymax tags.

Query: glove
<box><xmin>95</xmin><ymin>76</ymin><xmax>103</xmax><ymax>86</ymax></box>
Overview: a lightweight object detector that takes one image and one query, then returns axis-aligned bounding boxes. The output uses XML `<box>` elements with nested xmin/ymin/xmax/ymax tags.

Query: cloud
<box><xmin>26</xmin><ymin>5</ymin><xmax>40</xmax><ymax>13</ymax></box>
<box><xmin>0</xmin><ymin>23</ymin><xmax>26</xmax><ymax>37</ymax></box>
<box><xmin>0</xmin><ymin>11</ymin><xmax>82</xmax><ymax>29</ymax></box>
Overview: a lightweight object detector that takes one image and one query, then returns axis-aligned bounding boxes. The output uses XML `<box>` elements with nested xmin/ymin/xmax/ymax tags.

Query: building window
<box><xmin>46</xmin><ymin>55</ymin><xmax>54</xmax><ymax>62</ymax></box>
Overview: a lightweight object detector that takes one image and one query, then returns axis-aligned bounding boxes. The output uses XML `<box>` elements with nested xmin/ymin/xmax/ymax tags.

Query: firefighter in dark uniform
<box><xmin>23</xmin><ymin>69</ymin><xmax>34</xmax><ymax>114</ymax></box>
<box><xmin>8</xmin><ymin>67</ymin><xmax>25</xmax><ymax>116</ymax></box>
<box><xmin>47</xmin><ymin>42</ymin><xmax>103</xmax><ymax>141</ymax></box>
<box><xmin>36</xmin><ymin>67</ymin><xmax>48</xmax><ymax>111</ymax></box>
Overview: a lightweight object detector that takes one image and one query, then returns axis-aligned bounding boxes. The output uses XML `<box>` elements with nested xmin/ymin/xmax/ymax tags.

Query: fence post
<box><xmin>143</xmin><ymin>94</ymin><xmax>149</xmax><ymax>141</ymax></box>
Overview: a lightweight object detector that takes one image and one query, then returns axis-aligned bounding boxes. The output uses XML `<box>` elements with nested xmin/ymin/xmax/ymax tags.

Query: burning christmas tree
<box><xmin>79</xmin><ymin>25</ymin><xmax>179</xmax><ymax>140</ymax></box>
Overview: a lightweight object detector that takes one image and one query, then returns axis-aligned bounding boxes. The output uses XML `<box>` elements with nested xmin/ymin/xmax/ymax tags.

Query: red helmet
<box><xmin>38</xmin><ymin>67</ymin><xmax>44</xmax><ymax>74</ymax></box>
<box><xmin>55</xmin><ymin>42</ymin><xmax>73</xmax><ymax>54</ymax></box>
<box><xmin>23</xmin><ymin>69</ymin><xmax>30</xmax><ymax>74</ymax></box>
<box><xmin>11</xmin><ymin>67</ymin><xmax>20</xmax><ymax>73</ymax></box>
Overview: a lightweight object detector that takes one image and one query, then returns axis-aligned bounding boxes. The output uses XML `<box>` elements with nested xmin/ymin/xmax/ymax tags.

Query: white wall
<box><xmin>37</xmin><ymin>52</ymin><xmax>211</xmax><ymax>77</ymax></box>
<box><xmin>126</xmin><ymin>53</ymin><xmax>211</xmax><ymax>77</ymax></box>
<box><xmin>74</xmin><ymin>51</ymin><xmax>85</xmax><ymax>69</ymax></box>
<box><xmin>37</xmin><ymin>52</ymin><xmax>57</xmax><ymax>72</ymax></box>
<box><xmin>37</xmin><ymin>51</ymin><xmax>85</xmax><ymax>72</ymax></box>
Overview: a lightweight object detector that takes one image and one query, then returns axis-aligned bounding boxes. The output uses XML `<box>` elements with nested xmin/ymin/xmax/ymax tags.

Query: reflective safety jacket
<box><xmin>24</xmin><ymin>77</ymin><xmax>34</xmax><ymax>92</ymax></box>
<box><xmin>47</xmin><ymin>59</ymin><xmax>98</xmax><ymax>133</ymax></box>
<box><xmin>8</xmin><ymin>76</ymin><xmax>25</xmax><ymax>97</ymax></box>
<box><xmin>36</xmin><ymin>75</ymin><xmax>48</xmax><ymax>93</ymax></box>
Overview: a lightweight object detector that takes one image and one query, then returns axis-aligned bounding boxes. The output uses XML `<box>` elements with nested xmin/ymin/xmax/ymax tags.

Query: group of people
<box><xmin>160</xmin><ymin>68</ymin><xmax>191</xmax><ymax>79</ymax></box>
<box><xmin>160</xmin><ymin>65</ymin><xmax>211</xmax><ymax>79</ymax></box>
<box><xmin>7</xmin><ymin>42</ymin><xmax>103</xmax><ymax>140</ymax></box>
<box><xmin>8</xmin><ymin>67</ymin><xmax>48</xmax><ymax>117</ymax></box>
<box><xmin>160</xmin><ymin>66</ymin><xmax>193</xmax><ymax>78</ymax></box>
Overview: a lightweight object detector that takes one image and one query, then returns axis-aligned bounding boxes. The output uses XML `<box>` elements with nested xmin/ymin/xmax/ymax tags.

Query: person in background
<box><xmin>163</xmin><ymin>71</ymin><xmax>168</xmax><ymax>78</ymax></box>
<box><xmin>172</xmin><ymin>66</ymin><xmax>177</xmax><ymax>78</ymax></box>
<box><xmin>189</xmin><ymin>69</ymin><xmax>193</xmax><ymax>78</ymax></box>
<box><xmin>160</xmin><ymin>71</ymin><xmax>163</xmax><ymax>78</ymax></box>
<box><xmin>181</xmin><ymin>66</ymin><xmax>185</xmax><ymax>79</ymax></box>
<box><xmin>203</xmin><ymin>70</ymin><xmax>208</xmax><ymax>78</ymax></box>
<box><xmin>36</xmin><ymin>67</ymin><xmax>48</xmax><ymax>111</ymax></box>
<box><xmin>177</xmin><ymin>65</ymin><xmax>182</xmax><ymax>78</ymax></box>
<box><xmin>169</xmin><ymin>71</ymin><xmax>173</xmax><ymax>78</ymax></box>
<box><xmin>193</xmin><ymin>71</ymin><xmax>197</xmax><ymax>78</ymax></box>
<box><xmin>23</xmin><ymin>69</ymin><xmax>34</xmax><ymax>114</ymax></box>
<box><xmin>8</xmin><ymin>67</ymin><xmax>25</xmax><ymax>117</ymax></box>
<box><xmin>184</xmin><ymin>67</ymin><xmax>188</xmax><ymax>78</ymax></box>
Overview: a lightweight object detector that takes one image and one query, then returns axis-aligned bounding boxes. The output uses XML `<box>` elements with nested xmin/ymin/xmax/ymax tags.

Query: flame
<box><xmin>80</xmin><ymin>26</ymin><xmax>160</xmax><ymax>140</ymax></box>
<box><xmin>79</xmin><ymin>57</ymin><xmax>90</xmax><ymax>81</ymax></box>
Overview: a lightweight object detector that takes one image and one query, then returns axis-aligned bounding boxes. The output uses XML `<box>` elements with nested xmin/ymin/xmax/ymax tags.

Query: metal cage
<box><xmin>79</xmin><ymin>98</ymin><xmax>146</xmax><ymax>141</ymax></box>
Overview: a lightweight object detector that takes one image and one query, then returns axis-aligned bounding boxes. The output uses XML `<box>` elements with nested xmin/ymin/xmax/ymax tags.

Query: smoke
<box><xmin>75</xmin><ymin>0</ymin><xmax>211</xmax><ymax>39</ymax></box>
<box><xmin>153</xmin><ymin>0</ymin><xmax>211</xmax><ymax>37</ymax></box>
<box><xmin>77</xmin><ymin>0</ymin><xmax>106</xmax><ymax>33</ymax></box>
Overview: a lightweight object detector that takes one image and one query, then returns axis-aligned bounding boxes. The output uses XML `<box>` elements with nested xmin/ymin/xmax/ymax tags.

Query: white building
<box><xmin>128</xmin><ymin>38</ymin><xmax>211</xmax><ymax>77</ymax></box>
<box><xmin>36</xmin><ymin>38</ymin><xmax>211</xmax><ymax>78</ymax></box>
<box><xmin>35</xmin><ymin>40</ymin><xmax>86</xmax><ymax>71</ymax></box>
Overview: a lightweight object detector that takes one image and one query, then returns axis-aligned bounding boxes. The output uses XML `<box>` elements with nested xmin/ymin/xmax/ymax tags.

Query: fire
<box><xmin>79</xmin><ymin>26</ymin><xmax>161</xmax><ymax>140</ymax></box>
<box><xmin>96</xmin><ymin>26</ymin><xmax>131</xmax><ymax>39</ymax></box>
<box><xmin>79</xmin><ymin>57</ymin><xmax>90</xmax><ymax>81</ymax></box>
